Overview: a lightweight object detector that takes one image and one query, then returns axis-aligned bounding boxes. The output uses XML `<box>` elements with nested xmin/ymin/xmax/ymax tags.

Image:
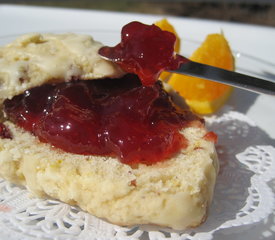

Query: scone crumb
<box><xmin>0</xmin><ymin>120</ymin><xmax>218</xmax><ymax>230</ymax></box>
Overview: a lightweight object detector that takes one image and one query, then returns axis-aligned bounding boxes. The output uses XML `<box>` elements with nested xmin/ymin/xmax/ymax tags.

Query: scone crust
<box><xmin>0</xmin><ymin>121</ymin><xmax>218</xmax><ymax>230</ymax></box>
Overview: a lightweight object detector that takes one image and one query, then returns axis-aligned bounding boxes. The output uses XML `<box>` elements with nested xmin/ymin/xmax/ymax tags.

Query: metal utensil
<box><xmin>169</xmin><ymin>59</ymin><xmax>275</xmax><ymax>96</ymax></box>
<box><xmin>99</xmin><ymin>46</ymin><xmax>275</xmax><ymax>96</ymax></box>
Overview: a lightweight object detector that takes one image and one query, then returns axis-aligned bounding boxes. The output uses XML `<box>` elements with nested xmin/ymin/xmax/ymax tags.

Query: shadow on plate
<box><xmin>224</xmin><ymin>88</ymin><xmax>259</xmax><ymax>114</ymax></box>
<box><xmin>136</xmin><ymin>106</ymin><xmax>275</xmax><ymax>240</ymax></box>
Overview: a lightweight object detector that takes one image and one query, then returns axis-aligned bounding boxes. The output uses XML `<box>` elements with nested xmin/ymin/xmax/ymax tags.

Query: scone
<box><xmin>0</xmin><ymin>30</ymin><xmax>218</xmax><ymax>230</ymax></box>
<box><xmin>0</xmin><ymin>33</ymin><xmax>124</xmax><ymax>102</ymax></box>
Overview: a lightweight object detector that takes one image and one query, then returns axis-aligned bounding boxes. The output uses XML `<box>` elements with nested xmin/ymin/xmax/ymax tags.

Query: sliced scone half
<box><xmin>0</xmin><ymin>32</ymin><xmax>218</xmax><ymax>230</ymax></box>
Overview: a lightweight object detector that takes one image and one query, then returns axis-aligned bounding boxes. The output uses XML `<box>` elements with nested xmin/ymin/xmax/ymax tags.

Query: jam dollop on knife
<box><xmin>99</xmin><ymin>21</ymin><xmax>188</xmax><ymax>86</ymax></box>
<box><xmin>4</xmin><ymin>75</ymin><xmax>201</xmax><ymax>165</ymax></box>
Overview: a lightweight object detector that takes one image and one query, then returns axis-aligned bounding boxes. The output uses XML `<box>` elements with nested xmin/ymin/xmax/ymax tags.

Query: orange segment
<box><xmin>155</xmin><ymin>18</ymin><xmax>180</xmax><ymax>81</ymax></box>
<box><xmin>168</xmin><ymin>33</ymin><xmax>234</xmax><ymax>114</ymax></box>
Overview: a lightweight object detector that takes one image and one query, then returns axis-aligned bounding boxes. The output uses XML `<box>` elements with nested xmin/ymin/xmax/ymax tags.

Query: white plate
<box><xmin>0</xmin><ymin>5</ymin><xmax>274</xmax><ymax>240</ymax></box>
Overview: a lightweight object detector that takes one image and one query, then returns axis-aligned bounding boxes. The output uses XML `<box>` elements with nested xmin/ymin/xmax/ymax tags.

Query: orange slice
<box><xmin>168</xmin><ymin>33</ymin><xmax>234</xmax><ymax>114</ymax></box>
<box><xmin>155</xmin><ymin>18</ymin><xmax>181</xmax><ymax>81</ymax></box>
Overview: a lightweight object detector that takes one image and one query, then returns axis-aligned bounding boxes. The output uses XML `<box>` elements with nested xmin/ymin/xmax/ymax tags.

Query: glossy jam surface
<box><xmin>203</xmin><ymin>131</ymin><xmax>218</xmax><ymax>144</ymax></box>
<box><xmin>0</xmin><ymin>123</ymin><xmax>12</xmax><ymax>139</ymax></box>
<box><xmin>99</xmin><ymin>21</ymin><xmax>188</xmax><ymax>86</ymax></box>
<box><xmin>4</xmin><ymin>75</ymin><xmax>200</xmax><ymax>165</ymax></box>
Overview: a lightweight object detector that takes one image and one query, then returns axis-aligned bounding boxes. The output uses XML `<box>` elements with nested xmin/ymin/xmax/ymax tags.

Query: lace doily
<box><xmin>1</xmin><ymin>109</ymin><xmax>275</xmax><ymax>240</ymax></box>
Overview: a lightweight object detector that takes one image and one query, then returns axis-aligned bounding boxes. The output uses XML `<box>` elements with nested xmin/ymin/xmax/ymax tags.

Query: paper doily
<box><xmin>1</xmin><ymin>109</ymin><xmax>275</xmax><ymax>240</ymax></box>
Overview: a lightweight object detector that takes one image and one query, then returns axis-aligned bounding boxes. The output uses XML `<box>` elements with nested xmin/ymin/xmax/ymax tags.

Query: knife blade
<box><xmin>169</xmin><ymin>60</ymin><xmax>275</xmax><ymax>96</ymax></box>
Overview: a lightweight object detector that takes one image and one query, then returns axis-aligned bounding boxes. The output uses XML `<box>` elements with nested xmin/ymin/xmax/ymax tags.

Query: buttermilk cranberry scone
<box><xmin>0</xmin><ymin>23</ymin><xmax>218</xmax><ymax>230</ymax></box>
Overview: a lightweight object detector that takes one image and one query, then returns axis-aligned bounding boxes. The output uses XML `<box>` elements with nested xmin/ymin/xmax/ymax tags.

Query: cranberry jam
<box><xmin>4</xmin><ymin>74</ymin><xmax>200</xmax><ymax>165</ymax></box>
<box><xmin>99</xmin><ymin>21</ymin><xmax>188</xmax><ymax>86</ymax></box>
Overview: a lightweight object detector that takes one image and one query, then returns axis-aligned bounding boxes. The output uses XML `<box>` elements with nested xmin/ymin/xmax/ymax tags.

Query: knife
<box><xmin>169</xmin><ymin>60</ymin><xmax>275</xmax><ymax>96</ymax></box>
<box><xmin>99</xmin><ymin>46</ymin><xmax>275</xmax><ymax>96</ymax></box>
